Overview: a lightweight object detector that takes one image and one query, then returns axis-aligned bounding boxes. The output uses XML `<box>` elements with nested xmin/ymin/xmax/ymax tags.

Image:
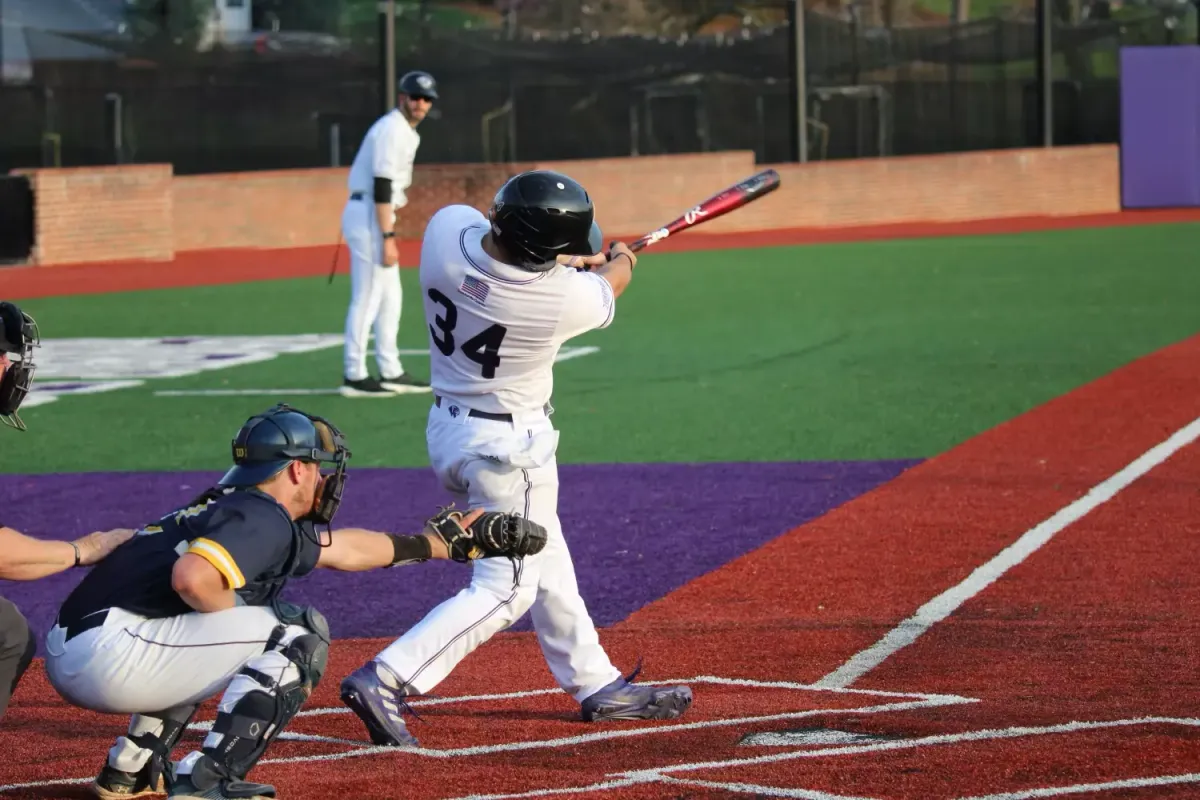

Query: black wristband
<box><xmin>386</xmin><ymin>533</ymin><xmax>432</xmax><ymax>567</ymax></box>
<box><xmin>382</xmin><ymin>231</ymin><xmax>396</xmax><ymax>239</ymax></box>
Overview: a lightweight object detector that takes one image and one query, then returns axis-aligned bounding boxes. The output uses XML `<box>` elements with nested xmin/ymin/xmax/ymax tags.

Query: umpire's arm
<box><xmin>0</xmin><ymin>525</ymin><xmax>135</xmax><ymax>581</ymax></box>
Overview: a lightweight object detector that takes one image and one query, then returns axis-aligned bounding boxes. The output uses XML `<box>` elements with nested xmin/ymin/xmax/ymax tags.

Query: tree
<box><xmin>124</xmin><ymin>0</ymin><xmax>216</xmax><ymax>52</ymax></box>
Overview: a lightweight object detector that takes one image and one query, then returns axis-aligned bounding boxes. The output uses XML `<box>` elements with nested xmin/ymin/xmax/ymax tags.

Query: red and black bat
<box><xmin>625</xmin><ymin>168</ymin><xmax>782</xmax><ymax>253</ymax></box>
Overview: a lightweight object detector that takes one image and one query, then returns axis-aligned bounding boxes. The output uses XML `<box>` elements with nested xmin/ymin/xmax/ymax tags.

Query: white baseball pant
<box><xmin>44</xmin><ymin>606</ymin><xmax>308</xmax><ymax>775</ymax></box>
<box><xmin>374</xmin><ymin>399</ymin><xmax>623</xmax><ymax>702</ymax></box>
<box><xmin>341</xmin><ymin>198</ymin><xmax>404</xmax><ymax>382</ymax></box>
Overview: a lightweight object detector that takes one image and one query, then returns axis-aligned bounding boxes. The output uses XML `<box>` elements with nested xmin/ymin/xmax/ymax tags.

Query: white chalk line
<box><xmin>955</xmin><ymin>771</ymin><xmax>1200</xmax><ymax>799</ymax></box>
<box><xmin>152</xmin><ymin>347</ymin><xmax>601</xmax><ymax>397</ymax></box>
<box><xmin>0</xmin><ymin>676</ymin><xmax>968</xmax><ymax>794</ymax></box>
<box><xmin>816</xmin><ymin>414</ymin><xmax>1200</xmax><ymax>690</ymax></box>
<box><xmin>657</xmin><ymin>775</ymin><xmax>875</xmax><ymax>799</ymax></box>
<box><xmin>618</xmin><ymin>716</ymin><xmax>1200</xmax><ymax>778</ymax></box>
<box><xmin>442</xmin><ymin>718</ymin><xmax>1200</xmax><ymax>800</ymax></box>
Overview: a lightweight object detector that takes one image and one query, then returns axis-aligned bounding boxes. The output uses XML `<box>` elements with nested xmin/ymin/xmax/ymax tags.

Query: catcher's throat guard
<box><xmin>0</xmin><ymin>302</ymin><xmax>39</xmax><ymax>432</ymax></box>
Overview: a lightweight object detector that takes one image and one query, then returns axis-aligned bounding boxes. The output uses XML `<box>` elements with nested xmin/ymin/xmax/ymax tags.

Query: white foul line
<box><xmin>815</xmin><ymin>414</ymin><xmax>1200</xmax><ymax>690</ymax></box>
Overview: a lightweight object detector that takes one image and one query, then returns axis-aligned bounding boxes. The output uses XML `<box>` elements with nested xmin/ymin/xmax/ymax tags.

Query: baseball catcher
<box><xmin>44</xmin><ymin>403</ymin><xmax>545</xmax><ymax>800</ymax></box>
<box><xmin>0</xmin><ymin>300</ymin><xmax>38</xmax><ymax>430</ymax></box>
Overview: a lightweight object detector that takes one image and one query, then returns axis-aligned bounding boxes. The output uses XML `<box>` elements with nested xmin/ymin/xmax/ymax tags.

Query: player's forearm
<box><xmin>594</xmin><ymin>254</ymin><xmax>634</xmax><ymax>298</ymax></box>
<box><xmin>320</xmin><ymin>528</ymin><xmax>449</xmax><ymax>571</ymax></box>
<box><xmin>0</xmin><ymin>526</ymin><xmax>77</xmax><ymax>581</ymax></box>
<box><xmin>375</xmin><ymin>204</ymin><xmax>394</xmax><ymax>238</ymax></box>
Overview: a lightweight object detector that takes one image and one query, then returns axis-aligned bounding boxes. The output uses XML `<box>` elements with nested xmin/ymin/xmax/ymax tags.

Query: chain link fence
<box><xmin>0</xmin><ymin>0</ymin><xmax>1194</xmax><ymax>174</ymax></box>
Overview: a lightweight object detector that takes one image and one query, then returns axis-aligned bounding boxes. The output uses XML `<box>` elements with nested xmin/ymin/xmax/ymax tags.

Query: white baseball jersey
<box><xmin>346</xmin><ymin>109</ymin><xmax>421</xmax><ymax>211</ymax></box>
<box><xmin>419</xmin><ymin>205</ymin><xmax>615</xmax><ymax>415</ymax></box>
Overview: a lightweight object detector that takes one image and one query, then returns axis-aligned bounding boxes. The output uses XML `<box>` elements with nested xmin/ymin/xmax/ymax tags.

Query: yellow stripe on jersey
<box><xmin>188</xmin><ymin>538</ymin><xmax>247</xmax><ymax>589</ymax></box>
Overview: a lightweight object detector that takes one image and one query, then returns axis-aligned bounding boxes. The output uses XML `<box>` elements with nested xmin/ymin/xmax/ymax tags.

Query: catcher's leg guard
<box><xmin>95</xmin><ymin>704</ymin><xmax>199</xmax><ymax>798</ymax></box>
<box><xmin>175</xmin><ymin>610</ymin><xmax>329</xmax><ymax>798</ymax></box>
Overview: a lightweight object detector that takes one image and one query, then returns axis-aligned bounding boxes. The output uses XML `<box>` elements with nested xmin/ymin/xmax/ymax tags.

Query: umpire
<box><xmin>0</xmin><ymin>300</ymin><xmax>134</xmax><ymax>721</ymax></box>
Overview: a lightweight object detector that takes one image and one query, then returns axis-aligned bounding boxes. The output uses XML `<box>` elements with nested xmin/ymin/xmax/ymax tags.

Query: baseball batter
<box><xmin>339</xmin><ymin>170</ymin><xmax>693</xmax><ymax>748</ymax></box>
<box><xmin>339</xmin><ymin>70</ymin><xmax>438</xmax><ymax>397</ymax></box>
<box><xmin>45</xmin><ymin>403</ymin><xmax>545</xmax><ymax>799</ymax></box>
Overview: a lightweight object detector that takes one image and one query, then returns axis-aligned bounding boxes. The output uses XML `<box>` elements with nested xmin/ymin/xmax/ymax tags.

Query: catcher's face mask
<box><xmin>0</xmin><ymin>303</ymin><xmax>39</xmax><ymax>432</ymax></box>
<box><xmin>305</xmin><ymin>412</ymin><xmax>349</xmax><ymax>530</ymax></box>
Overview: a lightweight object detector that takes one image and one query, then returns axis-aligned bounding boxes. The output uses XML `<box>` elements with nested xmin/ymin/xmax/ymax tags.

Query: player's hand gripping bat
<box><xmin>620</xmin><ymin>168</ymin><xmax>782</xmax><ymax>254</ymax></box>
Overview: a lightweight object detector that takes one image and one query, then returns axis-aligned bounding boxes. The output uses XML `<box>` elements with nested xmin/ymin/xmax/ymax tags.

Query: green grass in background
<box><xmin>8</xmin><ymin>222</ymin><xmax>1200</xmax><ymax>474</ymax></box>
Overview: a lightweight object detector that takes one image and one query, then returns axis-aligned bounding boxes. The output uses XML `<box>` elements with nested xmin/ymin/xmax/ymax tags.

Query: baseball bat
<box><xmin>624</xmin><ymin>168</ymin><xmax>782</xmax><ymax>253</ymax></box>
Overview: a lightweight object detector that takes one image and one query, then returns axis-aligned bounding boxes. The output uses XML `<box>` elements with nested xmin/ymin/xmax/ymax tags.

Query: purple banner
<box><xmin>1120</xmin><ymin>46</ymin><xmax>1200</xmax><ymax>208</ymax></box>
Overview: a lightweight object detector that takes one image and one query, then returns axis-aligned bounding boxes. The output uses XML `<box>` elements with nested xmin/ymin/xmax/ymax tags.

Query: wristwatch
<box><xmin>382</xmin><ymin>232</ymin><xmax>396</xmax><ymax>239</ymax></box>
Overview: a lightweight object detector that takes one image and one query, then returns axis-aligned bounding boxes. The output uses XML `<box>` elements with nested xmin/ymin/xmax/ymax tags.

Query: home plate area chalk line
<box><xmin>0</xmin><ymin>676</ymin><xmax>974</xmax><ymax>794</ymax></box>
<box><xmin>5</xmin><ymin>679</ymin><xmax>1200</xmax><ymax>797</ymax></box>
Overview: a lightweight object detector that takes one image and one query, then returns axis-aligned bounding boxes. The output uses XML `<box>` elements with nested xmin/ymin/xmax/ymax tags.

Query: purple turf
<box><xmin>0</xmin><ymin>460</ymin><xmax>917</xmax><ymax>651</ymax></box>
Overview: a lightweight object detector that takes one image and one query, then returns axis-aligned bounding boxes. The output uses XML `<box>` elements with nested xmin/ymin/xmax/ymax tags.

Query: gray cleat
<box><xmin>339</xmin><ymin>661</ymin><xmax>421</xmax><ymax>747</ymax></box>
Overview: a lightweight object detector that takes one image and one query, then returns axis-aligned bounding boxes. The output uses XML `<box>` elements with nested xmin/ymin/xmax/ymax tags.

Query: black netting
<box><xmin>0</xmin><ymin>0</ymin><xmax>1192</xmax><ymax>173</ymax></box>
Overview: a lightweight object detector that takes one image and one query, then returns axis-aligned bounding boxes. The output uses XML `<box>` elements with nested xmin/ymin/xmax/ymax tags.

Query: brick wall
<box><xmin>11</xmin><ymin>145</ymin><xmax>1121</xmax><ymax>266</ymax></box>
<box><xmin>13</xmin><ymin>164</ymin><xmax>173</xmax><ymax>265</ymax></box>
<box><xmin>716</xmin><ymin>144</ymin><xmax>1121</xmax><ymax>234</ymax></box>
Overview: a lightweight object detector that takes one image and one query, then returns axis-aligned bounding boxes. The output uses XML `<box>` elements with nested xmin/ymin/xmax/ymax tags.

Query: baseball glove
<box><xmin>426</xmin><ymin>506</ymin><xmax>548</xmax><ymax>563</ymax></box>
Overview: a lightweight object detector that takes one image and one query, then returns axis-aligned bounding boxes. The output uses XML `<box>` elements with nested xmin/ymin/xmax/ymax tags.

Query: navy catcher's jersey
<box><xmin>57</xmin><ymin>487</ymin><xmax>321</xmax><ymax>627</ymax></box>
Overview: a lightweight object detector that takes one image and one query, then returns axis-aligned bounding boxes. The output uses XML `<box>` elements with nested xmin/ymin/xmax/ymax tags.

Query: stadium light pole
<box><xmin>788</xmin><ymin>0</ymin><xmax>809</xmax><ymax>163</ymax></box>
<box><xmin>380</xmin><ymin>0</ymin><xmax>397</xmax><ymax>113</ymax></box>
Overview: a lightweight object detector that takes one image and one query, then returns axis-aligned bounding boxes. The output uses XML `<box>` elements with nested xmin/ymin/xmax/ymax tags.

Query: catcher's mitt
<box><xmin>426</xmin><ymin>506</ymin><xmax>548</xmax><ymax>563</ymax></box>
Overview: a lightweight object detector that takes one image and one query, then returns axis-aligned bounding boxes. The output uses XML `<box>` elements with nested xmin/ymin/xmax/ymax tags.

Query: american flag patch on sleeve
<box><xmin>458</xmin><ymin>274</ymin><xmax>490</xmax><ymax>305</ymax></box>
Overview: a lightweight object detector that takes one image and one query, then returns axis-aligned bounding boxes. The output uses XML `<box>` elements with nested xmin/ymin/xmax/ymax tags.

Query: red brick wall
<box><xmin>13</xmin><ymin>164</ymin><xmax>173</xmax><ymax>266</ymax></box>
<box><xmin>11</xmin><ymin>146</ymin><xmax>1120</xmax><ymax>266</ymax></box>
<box><xmin>717</xmin><ymin>144</ymin><xmax>1121</xmax><ymax>233</ymax></box>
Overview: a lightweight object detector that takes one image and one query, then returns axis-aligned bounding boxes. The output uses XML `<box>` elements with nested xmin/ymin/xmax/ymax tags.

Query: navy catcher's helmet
<box><xmin>488</xmin><ymin>170</ymin><xmax>595</xmax><ymax>271</ymax></box>
<box><xmin>0</xmin><ymin>301</ymin><xmax>39</xmax><ymax>432</ymax></box>
<box><xmin>398</xmin><ymin>70</ymin><xmax>438</xmax><ymax>100</ymax></box>
<box><xmin>221</xmin><ymin>404</ymin><xmax>351</xmax><ymax>525</ymax></box>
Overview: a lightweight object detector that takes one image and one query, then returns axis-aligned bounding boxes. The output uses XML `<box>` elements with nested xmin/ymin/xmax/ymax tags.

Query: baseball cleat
<box><xmin>339</xmin><ymin>661</ymin><xmax>421</xmax><ymax>747</ymax></box>
<box><xmin>339</xmin><ymin>377</ymin><xmax>396</xmax><ymax>397</ymax></box>
<box><xmin>166</xmin><ymin>776</ymin><xmax>274</xmax><ymax>799</ymax></box>
<box><xmin>92</xmin><ymin>762</ymin><xmax>167</xmax><ymax>798</ymax></box>
<box><xmin>580</xmin><ymin>677</ymin><xmax>693</xmax><ymax>722</ymax></box>
<box><xmin>379</xmin><ymin>373</ymin><xmax>432</xmax><ymax>394</ymax></box>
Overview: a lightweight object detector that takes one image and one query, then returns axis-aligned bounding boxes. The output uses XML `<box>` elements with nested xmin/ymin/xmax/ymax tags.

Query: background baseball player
<box><xmin>45</xmin><ymin>403</ymin><xmax>545</xmax><ymax>799</ymax></box>
<box><xmin>0</xmin><ymin>300</ymin><xmax>134</xmax><ymax>726</ymax></box>
<box><xmin>339</xmin><ymin>171</ymin><xmax>692</xmax><ymax>748</ymax></box>
<box><xmin>339</xmin><ymin>70</ymin><xmax>439</xmax><ymax>397</ymax></box>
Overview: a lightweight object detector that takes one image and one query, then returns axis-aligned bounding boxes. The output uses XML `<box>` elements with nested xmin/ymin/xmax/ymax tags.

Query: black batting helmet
<box><xmin>398</xmin><ymin>70</ymin><xmax>438</xmax><ymax>100</ymax></box>
<box><xmin>0</xmin><ymin>301</ymin><xmax>39</xmax><ymax>432</ymax></box>
<box><xmin>488</xmin><ymin>170</ymin><xmax>595</xmax><ymax>271</ymax></box>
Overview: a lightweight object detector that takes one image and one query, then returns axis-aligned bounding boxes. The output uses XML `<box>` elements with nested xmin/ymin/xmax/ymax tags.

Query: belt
<box><xmin>434</xmin><ymin>395</ymin><xmax>548</xmax><ymax>423</ymax></box>
<box><xmin>350</xmin><ymin>192</ymin><xmax>365</xmax><ymax>201</ymax></box>
<box><xmin>61</xmin><ymin>609</ymin><xmax>110</xmax><ymax>643</ymax></box>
